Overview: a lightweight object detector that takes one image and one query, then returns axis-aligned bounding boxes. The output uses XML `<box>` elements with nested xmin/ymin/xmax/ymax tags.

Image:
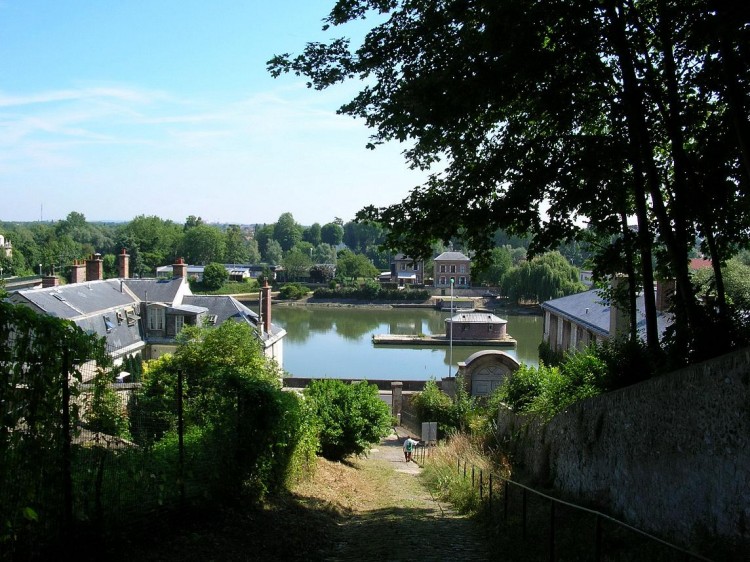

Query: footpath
<box><xmin>317</xmin><ymin>428</ymin><xmax>490</xmax><ymax>562</ymax></box>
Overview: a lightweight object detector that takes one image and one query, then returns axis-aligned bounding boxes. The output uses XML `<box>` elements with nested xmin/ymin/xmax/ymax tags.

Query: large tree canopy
<box><xmin>269</xmin><ymin>0</ymin><xmax>750</xmax><ymax>366</ymax></box>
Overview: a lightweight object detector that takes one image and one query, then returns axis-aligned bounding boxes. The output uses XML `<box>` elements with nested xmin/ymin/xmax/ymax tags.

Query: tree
<box><xmin>184</xmin><ymin>215</ymin><xmax>203</xmax><ymax>230</ymax></box>
<box><xmin>313</xmin><ymin>243</ymin><xmax>338</xmax><ymax>264</ymax></box>
<box><xmin>321</xmin><ymin>222</ymin><xmax>344</xmax><ymax>246</ymax></box>
<box><xmin>182</xmin><ymin>224</ymin><xmax>226</xmax><ymax>265</ymax></box>
<box><xmin>282</xmin><ymin>249</ymin><xmax>313</xmax><ymax>281</ymax></box>
<box><xmin>265</xmin><ymin>240</ymin><xmax>283</xmax><ymax>265</ymax></box>
<box><xmin>202</xmin><ymin>262</ymin><xmax>228</xmax><ymax>290</ymax></box>
<box><xmin>273</xmin><ymin>213</ymin><xmax>303</xmax><ymax>252</ymax></box>
<box><xmin>304</xmin><ymin>379</ymin><xmax>391</xmax><ymax>460</ymax></box>
<box><xmin>225</xmin><ymin>225</ymin><xmax>250</xmax><ymax>264</ymax></box>
<box><xmin>269</xmin><ymin>0</ymin><xmax>750</xmax><ymax>366</ymax></box>
<box><xmin>303</xmin><ymin>223</ymin><xmax>322</xmax><ymax>246</ymax></box>
<box><xmin>336</xmin><ymin>249</ymin><xmax>379</xmax><ymax>282</ymax></box>
<box><xmin>118</xmin><ymin>215</ymin><xmax>183</xmax><ymax>276</ymax></box>
<box><xmin>501</xmin><ymin>251</ymin><xmax>585</xmax><ymax>303</ymax></box>
<box><xmin>474</xmin><ymin>246</ymin><xmax>513</xmax><ymax>287</ymax></box>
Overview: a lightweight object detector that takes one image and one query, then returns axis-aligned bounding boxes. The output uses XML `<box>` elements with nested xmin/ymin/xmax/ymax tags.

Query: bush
<box><xmin>278</xmin><ymin>282</ymin><xmax>309</xmax><ymax>300</ymax></box>
<box><xmin>304</xmin><ymin>379</ymin><xmax>392</xmax><ymax>460</ymax></box>
<box><xmin>411</xmin><ymin>379</ymin><xmax>454</xmax><ymax>436</ymax></box>
<box><xmin>202</xmin><ymin>262</ymin><xmax>228</xmax><ymax>290</ymax></box>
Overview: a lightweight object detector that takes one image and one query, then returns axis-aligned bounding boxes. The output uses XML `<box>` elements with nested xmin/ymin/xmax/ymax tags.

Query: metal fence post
<box><xmin>549</xmin><ymin>500</ymin><xmax>556</xmax><ymax>562</ymax></box>
<box><xmin>61</xmin><ymin>348</ymin><xmax>73</xmax><ymax>541</ymax></box>
<box><xmin>522</xmin><ymin>488</ymin><xmax>528</xmax><ymax>539</ymax></box>
<box><xmin>177</xmin><ymin>370</ymin><xmax>185</xmax><ymax>507</ymax></box>
<box><xmin>504</xmin><ymin>480</ymin><xmax>509</xmax><ymax>521</ymax></box>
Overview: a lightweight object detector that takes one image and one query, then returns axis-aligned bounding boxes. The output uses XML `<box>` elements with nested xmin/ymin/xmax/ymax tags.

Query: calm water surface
<box><xmin>270</xmin><ymin>305</ymin><xmax>543</xmax><ymax>381</ymax></box>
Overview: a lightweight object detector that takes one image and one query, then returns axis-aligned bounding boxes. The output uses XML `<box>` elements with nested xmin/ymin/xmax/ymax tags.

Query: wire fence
<box><xmin>446</xmin><ymin>456</ymin><xmax>714</xmax><ymax>562</ymax></box>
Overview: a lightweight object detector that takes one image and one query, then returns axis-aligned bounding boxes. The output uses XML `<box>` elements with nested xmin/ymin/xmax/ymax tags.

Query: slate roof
<box><xmin>434</xmin><ymin>251</ymin><xmax>470</xmax><ymax>261</ymax></box>
<box><xmin>12</xmin><ymin>279</ymin><xmax>138</xmax><ymax>319</ymax></box>
<box><xmin>446</xmin><ymin>312</ymin><xmax>507</xmax><ymax>325</ymax></box>
<box><xmin>541</xmin><ymin>289</ymin><xmax>672</xmax><ymax>339</ymax></box>
<box><xmin>123</xmin><ymin>278</ymin><xmax>185</xmax><ymax>304</ymax></box>
<box><xmin>10</xmin><ymin>280</ymin><xmax>145</xmax><ymax>355</ymax></box>
<box><xmin>182</xmin><ymin>295</ymin><xmax>285</xmax><ymax>339</ymax></box>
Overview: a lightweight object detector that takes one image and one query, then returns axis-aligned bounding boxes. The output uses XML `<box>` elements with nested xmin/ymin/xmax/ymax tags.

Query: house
<box><xmin>9</xmin><ymin>251</ymin><xmax>286</xmax><ymax>379</ymax></box>
<box><xmin>541</xmin><ymin>278</ymin><xmax>673</xmax><ymax>354</ymax></box>
<box><xmin>433</xmin><ymin>251</ymin><xmax>471</xmax><ymax>288</ymax></box>
<box><xmin>390</xmin><ymin>254</ymin><xmax>424</xmax><ymax>286</ymax></box>
<box><xmin>0</xmin><ymin>234</ymin><xmax>11</xmax><ymax>258</ymax></box>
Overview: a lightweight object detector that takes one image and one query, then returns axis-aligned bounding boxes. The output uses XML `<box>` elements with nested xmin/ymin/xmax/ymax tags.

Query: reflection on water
<box><xmin>268</xmin><ymin>305</ymin><xmax>543</xmax><ymax>381</ymax></box>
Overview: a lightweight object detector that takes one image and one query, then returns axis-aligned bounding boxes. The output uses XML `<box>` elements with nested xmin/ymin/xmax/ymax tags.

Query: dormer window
<box><xmin>103</xmin><ymin>316</ymin><xmax>115</xmax><ymax>333</ymax></box>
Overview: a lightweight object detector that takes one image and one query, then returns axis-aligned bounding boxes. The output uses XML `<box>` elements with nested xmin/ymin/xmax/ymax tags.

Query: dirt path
<box><xmin>295</xmin><ymin>429</ymin><xmax>490</xmax><ymax>562</ymax></box>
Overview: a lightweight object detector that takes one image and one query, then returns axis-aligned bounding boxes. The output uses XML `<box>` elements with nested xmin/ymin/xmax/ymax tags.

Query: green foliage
<box><xmin>279</xmin><ymin>282</ymin><xmax>310</xmax><ymax>300</ymax></box>
<box><xmin>494</xmin><ymin>346</ymin><xmax>609</xmax><ymax>420</ymax></box>
<box><xmin>130</xmin><ymin>321</ymin><xmax>312</xmax><ymax>499</ymax></box>
<box><xmin>1</xmin><ymin>301</ymin><xmax>110</xmax><ymax>547</ymax></box>
<box><xmin>304</xmin><ymin>379</ymin><xmax>392</xmax><ymax>460</ymax></box>
<box><xmin>494</xmin><ymin>363</ymin><xmax>551</xmax><ymax>412</ymax></box>
<box><xmin>411</xmin><ymin>378</ymin><xmax>476</xmax><ymax>436</ymax></box>
<box><xmin>313</xmin><ymin>285</ymin><xmax>430</xmax><ymax>301</ymax></box>
<box><xmin>501</xmin><ymin>251</ymin><xmax>585</xmax><ymax>303</ymax></box>
<box><xmin>181</xmin><ymin>224</ymin><xmax>226</xmax><ymax>265</ymax></box>
<box><xmin>320</xmin><ymin>222</ymin><xmax>344</xmax><ymax>246</ymax></box>
<box><xmin>202</xmin><ymin>262</ymin><xmax>228</xmax><ymax>290</ymax></box>
<box><xmin>335</xmin><ymin>249</ymin><xmax>379</xmax><ymax>281</ymax></box>
<box><xmin>85</xmin><ymin>371</ymin><xmax>131</xmax><ymax>439</ymax></box>
<box><xmin>411</xmin><ymin>379</ymin><xmax>454</xmax><ymax>436</ymax></box>
<box><xmin>282</xmin><ymin>248</ymin><xmax>313</xmax><ymax>281</ymax></box>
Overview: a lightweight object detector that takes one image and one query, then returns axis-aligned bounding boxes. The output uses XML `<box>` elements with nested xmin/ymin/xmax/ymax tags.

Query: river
<box><xmin>269</xmin><ymin>305</ymin><xmax>543</xmax><ymax>381</ymax></box>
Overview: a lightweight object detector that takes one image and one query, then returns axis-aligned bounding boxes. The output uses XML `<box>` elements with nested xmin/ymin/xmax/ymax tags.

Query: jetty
<box><xmin>372</xmin><ymin>333</ymin><xmax>516</xmax><ymax>347</ymax></box>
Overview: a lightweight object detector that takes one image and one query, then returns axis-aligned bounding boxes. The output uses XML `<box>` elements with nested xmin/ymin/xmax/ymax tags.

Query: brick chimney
<box><xmin>173</xmin><ymin>257</ymin><xmax>187</xmax><ymax>279</ymax></box>
<box><xmin>70</xmin><ymin>259</ymin><xmax>86</xmax><ymax>284</ymax></box>
<box><xmin>261</xmin><ymin>280</ymin><xmax>272</xmax><ymax>334</ymax></box>
<box><xmin>118</xmin><ymin>248</ymin><xmax>130</xmax><ymax>279</ymax></box>
<box><xmin>86</xmin><ymin>253</ymin><xmax>104</xmax><ymax>281</ymax></box>
<box><xmin>655</xmin><ymin>278</ymin><xmax>675</xmax><ymax>312</ymax></box>
<box><xmin>42</xmin><ymin>275</ymin><xmax>59</xmax><ymax>288</ymax></box>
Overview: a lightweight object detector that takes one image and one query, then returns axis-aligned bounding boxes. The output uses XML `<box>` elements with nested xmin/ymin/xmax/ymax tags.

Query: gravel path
<box><xmin>325</xmin><ymin>430</ymin><xmax>490</xmax><ymax>562</ymax></box>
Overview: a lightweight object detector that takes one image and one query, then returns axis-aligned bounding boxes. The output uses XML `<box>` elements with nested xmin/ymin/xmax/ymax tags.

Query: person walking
<box><xmin>403</xmin><ymin>436</ymin><xmax>419</xmax><ymax>462</ymax></box>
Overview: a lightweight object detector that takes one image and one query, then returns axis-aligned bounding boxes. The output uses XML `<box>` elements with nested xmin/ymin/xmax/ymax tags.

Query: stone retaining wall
<box><xmin>498</xmin><ymin>347</ymin><xmax>750</xmax><ymax>550</ymax></box>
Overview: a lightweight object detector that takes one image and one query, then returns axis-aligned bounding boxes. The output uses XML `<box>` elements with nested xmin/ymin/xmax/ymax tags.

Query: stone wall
<box><xmin>497</xmin><ymin>347</ymin><xmax>750</xmax><ymax>550</ymax></box>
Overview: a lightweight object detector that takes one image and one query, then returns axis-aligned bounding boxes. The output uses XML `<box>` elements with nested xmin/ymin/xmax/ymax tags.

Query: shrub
<box><xmin>279</xmin><ymin>282</ymin><xmax>309</xmax><ymax>300</ymax></box>
<box><xmin>304</xmin><ymin>379</ymin><xmax>392</xmax><ymax>460</ymax></box>
<box><xmin>202</xmin><ymin>262</ymin><xmax>228</xmax><ymax>290</ymax></box>
<box><xmin>411</xmin><ymin>379</ymin><xmax>454</xmax><ymax>436</ymax></box>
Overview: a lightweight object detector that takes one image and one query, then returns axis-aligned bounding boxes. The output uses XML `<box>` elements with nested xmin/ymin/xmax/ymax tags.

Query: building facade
<box><xmin>433</xmin><ymin>251</ymin><xmax>471</xmax><ymax>288</ymax></box>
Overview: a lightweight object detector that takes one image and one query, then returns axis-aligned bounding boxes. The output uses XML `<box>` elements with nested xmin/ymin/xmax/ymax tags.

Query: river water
<box><xmin>269</xmin><ymin>305</ymin><xmax>543</xmax><ymax>381</ymax></box>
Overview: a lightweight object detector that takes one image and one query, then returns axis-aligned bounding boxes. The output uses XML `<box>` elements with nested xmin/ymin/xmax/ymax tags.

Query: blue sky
<box><xmin>0</xmin><ymin>1</ymin><xmax>425</xmax><ymax>226</ymax></box>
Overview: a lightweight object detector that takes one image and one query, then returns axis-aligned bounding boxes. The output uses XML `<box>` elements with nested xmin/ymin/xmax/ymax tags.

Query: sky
<box><xmin>0</xmin><ymin>1</ymin><xmax>427</xmax><ymax>226</ymax></box>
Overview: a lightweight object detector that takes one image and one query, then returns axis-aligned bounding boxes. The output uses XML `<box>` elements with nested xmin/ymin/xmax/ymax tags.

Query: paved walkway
<box><xmin>325</xmin><ymin>428</ymin><xmax>490</xmax><ymax>561</ymax></box>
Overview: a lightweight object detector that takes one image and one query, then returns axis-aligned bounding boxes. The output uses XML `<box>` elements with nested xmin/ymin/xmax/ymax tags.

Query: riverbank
<box><xmin>264</xmin><ymin>294</ymin><xmax>542</xmax><ymax>316</ymax></box>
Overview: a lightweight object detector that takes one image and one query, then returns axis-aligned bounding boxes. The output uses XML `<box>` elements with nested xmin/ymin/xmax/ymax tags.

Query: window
<box><xmin>440</xmin><ymin>265</ymin><xmax>446</xmax><ymax>273</ymax></box>
<box><xmin>148</xmin><ymin>307</ymin><xmax>165</xmax><ymax>331</ymax></box>
<box><xmin>413</xmin><ymin>263</ymin><xmax>419</xmax><ymax>271</ymax></box>
<box><xmin>459</xmin><ymin>276</ymin><xmax>466</xmax><ymax>286</ymax></box>
<box><xmin>175</xmin><ymin>315</ymin><xmax>184</xmax><ymax>334</ymax></box>
<box><xmin>460</xmin><ymin>265</ymin><xmax>465</xmax><ymax>273</ymax></box>
<box><xmin>125</xmin><ymin>306</ymin><xmax>139</xmax><ymax>326</ymax></box>
<box><xmin>400</xmin><ymin>263</ymin><xmax>406</xmax><ymax>271</ymax></box>
<box><xmin>103</xmin><ymin>316</ymin><xmax>115</xmax><ymax>333</ymax></box>
<box><xmin>205</xmin><ymin>314</ymin><xmax>218</xmax><ymax>326</ymax></box>
<box><xmin>116</xmin><ymin>310</ymin><xmax>124</xmax><ymax>324</ymax></box>
<box><xmin>439</xmin><ymin>276</ymin><xmax>446</xmax><ymax>285</ymax></box>
<box><xmin>450</xmin><ymin>265</ymin><xmax>456</xmax><ymax>273</ymax></box>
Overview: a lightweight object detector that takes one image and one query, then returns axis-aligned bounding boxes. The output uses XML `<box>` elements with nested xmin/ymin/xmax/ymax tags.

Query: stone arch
<box><xmin>457</xmin><ymin>350</ymin><xmax>520</xmax><ymax>397</ymax></box>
